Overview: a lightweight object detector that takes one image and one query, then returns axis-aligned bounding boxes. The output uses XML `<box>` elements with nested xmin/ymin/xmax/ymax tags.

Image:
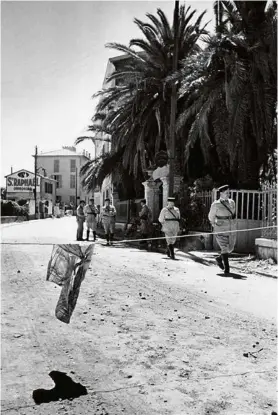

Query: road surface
<box><xmin>1</xmin><ymin>217</ymin><xmax>277</xmax><ymax>415</ymax></box>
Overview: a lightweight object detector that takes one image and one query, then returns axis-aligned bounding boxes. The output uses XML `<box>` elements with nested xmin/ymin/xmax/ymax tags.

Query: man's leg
<box><xmin>169</xmin><ymin>244</ymin><xmax>175</xmax><ymax>259</ymax></box>
<box><xmin>222</xmin><ymin>253</ymin><xmax>230</xmax><ymax>273</ymax></box>
<box><xmin>215</xmin><ymin>254</ymin><xmax>224</xmax><ymax>270</ymax></box>
<box><xmin>77</xmin><ymin>221</ymin><xmax>83</xmax><ymax>241</ymax></box>
<box><xmin>93</xmin><ymin>231</ymin><xmax>96</xmax><ymax>242</ymax></box>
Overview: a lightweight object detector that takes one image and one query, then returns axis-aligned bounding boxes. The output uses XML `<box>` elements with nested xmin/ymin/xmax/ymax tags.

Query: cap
<box><xmin>104</xmin><ymin>198</ymin><xmax>110</xmax><ymax>202</ymax></box>
<box><xmin>167</xmin><ymin>197</ymin><xmax>175</xmax><ymax>202</ymax></box>
<box><xmin>218</xmin><ymin>185</ymin><xmax>230</xmax><ymax>192</ymax></box>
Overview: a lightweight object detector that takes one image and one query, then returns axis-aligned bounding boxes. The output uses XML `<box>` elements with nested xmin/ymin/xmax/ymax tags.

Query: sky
<box><xmin>1</xmin><ymin>0</ymin><xmax>214</xmax><ymax>187</ymax></box>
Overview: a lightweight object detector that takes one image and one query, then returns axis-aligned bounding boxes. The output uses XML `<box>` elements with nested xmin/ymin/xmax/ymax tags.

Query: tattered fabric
<box><xmin>46</xmin><ymin>244</ymin><xmax>94</xmax><ymax>324</ymax></box>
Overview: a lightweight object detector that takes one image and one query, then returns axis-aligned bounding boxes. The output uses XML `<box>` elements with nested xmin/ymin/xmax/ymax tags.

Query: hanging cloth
<box><xmin>46</xmin><ymin>244</ymin><xmax>94</xmax><ymax>324</ymax></box>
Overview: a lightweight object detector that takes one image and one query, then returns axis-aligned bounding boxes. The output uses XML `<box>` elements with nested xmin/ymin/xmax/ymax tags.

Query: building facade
<box><xmin>36</xmin><ymin>146</ymin><xmax>92</xmax><ymax>206</ymax></box>
<box><xmin>5</xmin><ymin>169</ymin><xmax>57</xmax><ymax>218</ymax></box>
<box><xmin>93</xmin><ymin>54</ymin><xmax>134</xmax><ymax>207</ymax></box>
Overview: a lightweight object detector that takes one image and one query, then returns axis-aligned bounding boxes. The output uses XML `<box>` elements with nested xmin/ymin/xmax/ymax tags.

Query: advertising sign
<box><xmin>6</xmin><ymin>170</ymin><xmax>40</xmax><ymax>193</ymax></box>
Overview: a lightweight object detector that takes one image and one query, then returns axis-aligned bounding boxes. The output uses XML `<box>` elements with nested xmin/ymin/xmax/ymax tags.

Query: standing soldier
<box><xmin>76</xmin><ymin>200</ymin><xmax>86</xmax><ymax>241</ymax></box>
<box><xmin>158</xmin><ymin>197</ymin><xmax>180</xmax><ymax>260</ymax></box>
<box><xmin>139</xmin><ymin>199</ymin><xmax>152</xmax><ymax>247</ymax></box>
<box><xmin>100</xmin><ymin>198</ymin><xmax>117</xmax><ymax>246</ymax></box>
<box><xmin>84</xmin><ymin>198</ymin><xmax>99</xmax><ymax>241</ymax></box>
<box><xmin>208</xmin><ymin>184</ymin><xmax>236</xmax><ymax>274</ymax></box>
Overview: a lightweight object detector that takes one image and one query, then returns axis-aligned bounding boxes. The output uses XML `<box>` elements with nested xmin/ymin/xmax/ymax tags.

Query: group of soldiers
<box><xmin>76</xmin><ymin>198</ymin><xmax>116</xmax><ymax>245</ymax></box>
<box><xmin>76</xmin><ymin>184</ymin><xmax>236</xmax><ymax>274</ymax></box>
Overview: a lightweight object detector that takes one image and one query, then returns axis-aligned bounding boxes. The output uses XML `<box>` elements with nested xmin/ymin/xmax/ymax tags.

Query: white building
<box><xmin>36</xmin><ymin>146</ymin><xmax>92</xmax><ymax>206</ymax></box>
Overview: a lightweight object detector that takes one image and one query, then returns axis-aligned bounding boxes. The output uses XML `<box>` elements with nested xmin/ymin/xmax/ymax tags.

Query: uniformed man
<box><xmin>158</xmin><ymin>197</ymin><xmax>180</xmax><ymax>260</ymax></box>
<box><xmin>208</xmin><ymin>185</ymin><xmax>236</xmax><ymax>274</ymax></box>
<box><xmin>84</xmin><ymin>198</ymin><xmax>99</xmax><ymax>241</ymax></box>
<box><xmin>100</xmin><ymin>198</ymin><xmax>117</xmax><ymax>245</ymax></box>
<box><xmin>76</xmin><ymin>200</ymin><xmax>86</xmax><ymax>241</ymax></box>
<box><xmin>138</xmin><ymin>199</ymin><xmax>152</xmax><ymax>247</ymax></box>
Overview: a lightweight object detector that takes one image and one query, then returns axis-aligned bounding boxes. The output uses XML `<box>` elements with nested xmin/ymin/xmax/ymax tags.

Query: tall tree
<box><xmin>76</xmin><ymin>5</ymin><xmax>208</xmax><ymax>192</ymax></box>
<box><xmin>176</xmin><ymin>0</ymin><xmax>277</xmax><ymax>189</ymax></box>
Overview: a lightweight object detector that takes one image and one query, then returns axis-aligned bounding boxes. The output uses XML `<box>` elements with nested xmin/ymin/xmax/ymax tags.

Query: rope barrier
<box><xmin>1</xmin><ymin>225</ymin><xmax>277</xmax><ymax>246</ymax></box>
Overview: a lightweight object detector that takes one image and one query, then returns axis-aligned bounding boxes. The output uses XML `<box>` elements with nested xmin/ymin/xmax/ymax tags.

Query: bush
<box><xmin>1</xmin><ymin>200</ymin><xmax>28</xmax><ymax>216</ymax></box>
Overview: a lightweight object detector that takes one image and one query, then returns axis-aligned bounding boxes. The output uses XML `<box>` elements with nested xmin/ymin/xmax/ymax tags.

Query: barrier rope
<box><xmin>1</xmin><ymin>225</ymin><xmax>277</xmax><ymax>246</ymax></box>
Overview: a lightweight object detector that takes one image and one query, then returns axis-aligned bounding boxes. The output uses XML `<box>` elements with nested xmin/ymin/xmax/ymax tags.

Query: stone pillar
<box><xmin>160</xmin><ymin>176</ymin><xmax>169</xmax><ymax>207</ymax></box>
<box><xmin>142</xmin><ymin>178</ymin><xmax>161</xmax><ymax>221</ymax></box>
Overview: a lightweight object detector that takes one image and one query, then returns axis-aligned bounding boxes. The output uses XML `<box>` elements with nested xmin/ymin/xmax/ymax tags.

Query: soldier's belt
<box><xmin>165</xmin><ymin>218</ymin><xmax>179</xmax><ymax>221</ymax></box>
<box><xmin>216</xmin><ymin>215</ymin><xmax>232</xmax><ymax>219</ymax></box>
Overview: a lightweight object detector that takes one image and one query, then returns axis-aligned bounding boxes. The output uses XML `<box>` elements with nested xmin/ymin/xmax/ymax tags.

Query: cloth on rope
<box><xmin>46</xmin><ymin>244</ymin><xmax>94</xmax><ymax>324</ymax></box>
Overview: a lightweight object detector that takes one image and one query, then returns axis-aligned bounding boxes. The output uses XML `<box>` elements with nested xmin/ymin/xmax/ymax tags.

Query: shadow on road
<box><xmin>177</xmin><ymin>251</ymin><xmax>213</xmax><ymax>267</ymax></box>
<box><xmin>217</xmin><ymin>272</ymin><xmax>248</xmax><ymax>280</ymax></box>
<box><xmin>32</xmin><ymin>371</ymin><xmax>87</xmax><ymax>405</ymax></box>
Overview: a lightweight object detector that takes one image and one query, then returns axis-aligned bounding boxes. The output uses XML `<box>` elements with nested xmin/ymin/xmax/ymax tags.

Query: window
<box><xmin>70</xmin><ymin>159</ymin><xmax>76</xmax><ymax>172</ymax></box>
<box><xmin>54</xmin><ymin>159</ymin><xmax>60</xmax><ymax>172</ymax></box>
<box><xmin>44</xmin><ymin>182</ymin><xmax>53</xmax><ymax>194</ymax></box>
<box><xmin>70</xmin><ymin>175</ymin><xmax>76</xmax><ymax>189</ymax></box>
<box><xmin>52</xmin><ymin>175</ymin><xmax>62</xmax><ymax>188</ymax></box>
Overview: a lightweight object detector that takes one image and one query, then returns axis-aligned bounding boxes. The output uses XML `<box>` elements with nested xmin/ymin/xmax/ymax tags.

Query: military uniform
<box><xmin>139</xmin><ymin>203</ymin><xmax>152</xmax><ymax>245</ymax></box>
<box><xmin>158</xmin><ymin>198</ymin><xmax>180</xmax><ymax>259</ymax></box>
<box><xmin>84</xmin><ymin>203</ymin><xmax>98</xmax><ymax>241</ymax></box>
<box><xmin>208</xmin><ymin>185</ymin><xmax>236</xmax><ymax>273</ymax></box>
<box><xmin>100</xmin><ymin>202</ymin><xmax>116</xmax><ymax>245</ymax></box>
<box><xmin>76</xmin><ymin>203</ymin><xmax>85</xmax><ymax>241</ymax></box>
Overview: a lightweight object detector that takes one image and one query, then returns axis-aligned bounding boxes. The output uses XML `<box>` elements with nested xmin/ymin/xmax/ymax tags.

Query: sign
<box><xmin>6</xmin><ymin>170</ymin><xmax>40</xmax><ymax>193</ymax></box>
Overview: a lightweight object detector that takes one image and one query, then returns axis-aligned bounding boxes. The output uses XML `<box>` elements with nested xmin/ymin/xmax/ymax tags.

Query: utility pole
<box><xmin>75</xmin><ymin>166</ymin><xmax>78</xmax><ymax>212</ymax></box>
<box><xmin>34</xmin><ymin>146</ymin><xmax>38</xmax><ymax>219</ymax></box>
<box><xmin>168</xmin><ymin>0</ymin><xmax>179</xmax><ymax>197</ymax></box>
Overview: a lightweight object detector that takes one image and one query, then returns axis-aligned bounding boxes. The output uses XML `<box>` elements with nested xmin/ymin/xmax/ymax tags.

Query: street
<box><xmin>1</xmin><ymin>217</ymin><xmax>277</xmax><ymax>415</ymax></box>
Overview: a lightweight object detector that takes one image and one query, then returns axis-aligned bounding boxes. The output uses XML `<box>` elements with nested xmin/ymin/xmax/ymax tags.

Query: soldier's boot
<box><xmin>166</xmin><ymin>246</ymin><xmax>171</xmax><ymax>257</ymax></box>
<box><xmin>105</xmin><ymin>234</ymin><xmax>109</xmax><ymax>246</ymax></box>
<box><xmin>86</xmin><ymin>230</ymin><xmax>90</xmax><ymax>241</ymax></box>
<box><xmin>222</xmin><ymin>253</ymin><xmax>230</xmax><ymax>274</ymax></box>
<box><xmin>215</xmin><ymin>254</ymin><xmax>224</xmax><ymax>270</ymax></box>
<box><xmin>93</xmin><ymin>231</ymin><xmax>96</xmax><ymax>242</ymax></box>
<box><xmin>169</xmin><ymin>244</ymin><xmax>175</xmax><ymax>260</ymax></box>
<box><xmin>110</xmin><ymin>233</ymin><xmax>114</xmax><ymax>246</ymax></box>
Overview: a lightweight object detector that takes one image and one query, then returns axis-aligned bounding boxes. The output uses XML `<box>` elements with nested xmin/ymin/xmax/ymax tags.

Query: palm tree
<box><xmin>176</xmin><ymin>0</ymin><xmax>277</xmax><ymax>189</ymax></box>
<box><xmin>76</xmin><ymin>4</ymin><xmax>208</xmax><ymax>193</ymax></box>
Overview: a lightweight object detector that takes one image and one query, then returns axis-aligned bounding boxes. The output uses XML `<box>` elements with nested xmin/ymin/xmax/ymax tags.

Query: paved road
<box><xmin>1</xmin><ymin>218</ymin><xmax>277</xmax><ymax>415</ymax></box>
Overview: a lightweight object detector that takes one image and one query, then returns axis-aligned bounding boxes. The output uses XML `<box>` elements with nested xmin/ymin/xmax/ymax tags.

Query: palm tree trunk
<box><xmin>168</xmin><ymin>0</ymin><xmax>179</xmax><ymax>197</ymax></box>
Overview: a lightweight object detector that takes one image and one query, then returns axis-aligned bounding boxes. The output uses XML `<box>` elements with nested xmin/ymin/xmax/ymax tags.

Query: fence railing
<box><xmin>195</xmin><ymin>186</ymin><xmax>277</xmax><ymax>239</ymax></box>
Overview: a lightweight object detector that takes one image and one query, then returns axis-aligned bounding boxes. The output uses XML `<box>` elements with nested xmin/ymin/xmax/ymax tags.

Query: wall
<box><xmin>37</xmin><ymin>155</ymin><xmax>91</xmax><ymax>204</ymax></box>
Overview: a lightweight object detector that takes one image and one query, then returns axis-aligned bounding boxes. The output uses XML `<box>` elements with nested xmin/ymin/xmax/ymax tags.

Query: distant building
<box><xmin>94</xmin><ymin>54</ymin><xmax>134</xmax><ymax>206</ymax></box>
<box><xmin>36</xmin><ymin>146</ymin><xmax>92</xmax><ymax>206</ymax></box>
<box><xmin>5</xmin><ymin>169</ymin><xmax>57</xmax><ymax>218</ymax></box>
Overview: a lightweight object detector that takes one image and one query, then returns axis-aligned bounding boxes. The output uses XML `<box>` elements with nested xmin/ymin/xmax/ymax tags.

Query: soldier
<box><xmin>76</xmin><ymin>200</ymin><xmax>86</xmax><ymax>241</ymax></box>
<box><xmin>158</xmin><ymin>197</ymin><xmax>180</xmax><ymax>260</ymax></box>
<box><xmin>138</xmin><ymin>199</ymin><xmax>152</xmax><ymax>247</ymax></box>
<box><xmin>100</xmin><ymin>198</ymin><xmax>117</xmax><ymax>246</ymax></box>
<box><xmin>208</xmin><ymin>184</ymin><xmax>236</xmax><ymax>274</ymax></box>
<box><xmin>84</xmin><ymin>198</ymin><xmax>99</xmax><ymax>241</ymax></box>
